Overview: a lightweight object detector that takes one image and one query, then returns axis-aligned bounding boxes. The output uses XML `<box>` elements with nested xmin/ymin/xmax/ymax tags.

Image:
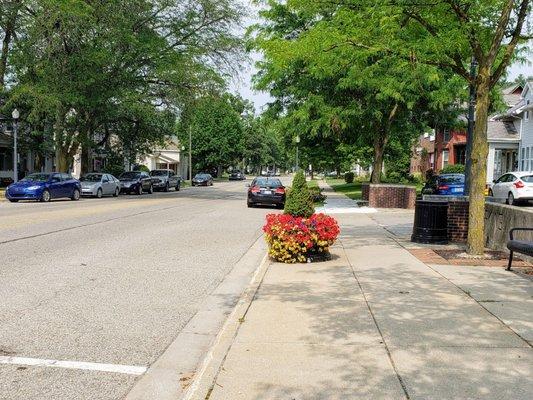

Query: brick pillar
<box><xmin>447</xmin><ymin>198</ymin><xmax>469</xmax><ymax>242</ymax></box>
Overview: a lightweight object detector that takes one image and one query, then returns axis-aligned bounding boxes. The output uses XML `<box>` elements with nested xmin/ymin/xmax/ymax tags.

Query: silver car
<box><xmin>80</xmin><ymin>173</ymin><xmax>120</xmax><ymax>198</ymax></box>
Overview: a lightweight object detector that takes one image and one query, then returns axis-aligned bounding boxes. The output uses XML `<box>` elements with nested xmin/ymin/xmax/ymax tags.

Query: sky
<box><xmin>232</xmin><ymin>2</ymin><xmax>533</xmax><ymax>112</ymax></box>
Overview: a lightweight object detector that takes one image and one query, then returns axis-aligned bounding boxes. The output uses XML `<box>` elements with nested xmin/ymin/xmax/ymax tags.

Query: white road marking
<box><xmin>0</xmin><ymin>356</ymin><xmax>147</xmax><ymax>375</ymax></box>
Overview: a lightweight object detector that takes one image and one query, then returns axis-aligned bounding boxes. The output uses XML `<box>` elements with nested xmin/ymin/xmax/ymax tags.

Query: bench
<box><xmin>506</xmin><ymin>228</ymin><xmax>533</xmax><ymax>270</ymax></box>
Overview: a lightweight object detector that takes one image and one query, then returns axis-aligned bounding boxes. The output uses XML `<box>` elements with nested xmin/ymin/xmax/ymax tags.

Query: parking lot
<box><xmin>0</xmin><ymin>181</ymin><xmax>273</xmax><ymax>399</ymax></box>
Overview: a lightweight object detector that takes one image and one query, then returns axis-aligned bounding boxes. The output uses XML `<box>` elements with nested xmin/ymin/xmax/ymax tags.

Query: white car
<box><xmin>490</xmin><ymin>171</ymin><xmax>533</xmax><ymax>205</ymax></box>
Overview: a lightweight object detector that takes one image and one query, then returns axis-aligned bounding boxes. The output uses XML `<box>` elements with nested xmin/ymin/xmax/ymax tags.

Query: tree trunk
<box><xmin>370</xmin><ymin>135</ymin><xmax>385</xmax><ymax>183</ymax></box>
<box><xmin>81</xmin><ymin>146</ymin><xmax>90</xmax><ymax>175</ymax></box>
<box><xmin>55</xmin><ymin>147</ymin><xmax>70</xmax><ymax>172</ymax></box>
<box><xmin>466</xmin><ymin>68</ymin><xmax>491</xmax><ymax>255</ymax></box>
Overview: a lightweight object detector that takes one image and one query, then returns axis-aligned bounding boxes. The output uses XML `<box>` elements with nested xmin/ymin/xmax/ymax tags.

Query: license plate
<box><xmin>452</xmin><ymin>188</ymin><xmax>462</xmax><ymax>193</ymax></box>
<box><xmin>263</xmin><ymin>190</ymin><xmax>272</xmax><ymax>195</ymax></box>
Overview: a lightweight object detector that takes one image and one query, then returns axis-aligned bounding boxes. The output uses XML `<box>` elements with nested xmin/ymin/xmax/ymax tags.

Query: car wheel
<box><xmin>8</xmin><ymin>199</ymin><xmax>18</xmax><ymax>203</ymax></box>
<box><xmin>113</xmin><ymin>188</ymin><xmax>119</xmax><ymax>197</ymax></box>
<box><xmin>137</xmin><ymin>184</ymin><xmax>143</xmax><ymax>195</ymax></box>
<box><xmin>488</xmin><ymin>189</ymin><xmax>493</xmax><ymax>197</ymax></box>
<box><xmin>164</xmin><ymin>182</ymin><xmax>169</xmax><ymax>192</ymax></box>
<box><xmin>176</xmin><ymin>183</ymin><xmax>180</xmax><ymax>191</ymax></box>
<box><xmin>247</xmin><ymin>201</ymin><xmax>254</xmax><ymax>208</ymax></box>
<box><xmin>41</xmin><ymin>189</ymin><xmax>51</xmax><ymax>202</ymax></box>
<box><xmin>96</xmin><ymin>188</ymin><xmax>103</xmax><ymax>198</ymax></box>
<box><xmin>71</xmin><ymin>189</ymin><xmax>80</xmax><ymax>201</ymax></box>
<box><xmin>507</xmin><ymin>192</ymin><xmax>515</xmax><ymax>206</ymax></box>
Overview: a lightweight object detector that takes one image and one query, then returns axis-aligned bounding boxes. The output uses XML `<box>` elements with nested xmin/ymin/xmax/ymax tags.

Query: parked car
<box><xmin>490</xmin><ymin>171</ymin><xmax>533</xmax><ymax>205</ymax></box>
<box><xmin>150</xmin><ymin>169</ymin><xmax>181</xmax><ymax>191</ymax></box>
<box><xmin>229</xmin><ymin>170</ymin><xmax>245</xmax><ymax>181</ymax></box>
<box><xmin>192</xmin><ymin>173</ymin><xmax>213</xmax><ymax>186</ymax></box>
<box><xmin>80</xmin><ymin>173</ymin><xmax>120</xmax><ymax>198</ymax></box>
<box><xmin>118</xmin><ymin>171</ymin><xmax>153</xmax><ymax>195</ymax></box>
<box><xmin>437</xmin><ymin>174</ymin><xmax>465</xmax><ymax>195</ymax></box>
<box><xmin>247</xmin><ymin>177</ymin><xmax>286</xmax><ymax>208</ymax></box>
<box><xmin>5</xmin><ymin>172</ymin><xmax>81</xmax><ymax>203</ymax></box>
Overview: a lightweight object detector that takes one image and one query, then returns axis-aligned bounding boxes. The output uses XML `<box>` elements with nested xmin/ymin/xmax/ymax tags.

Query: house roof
<box><xmin>487</xmin><ymin>120</ymin><xmax>519</xmax><ymax>142</ymax></box>
<box><xmin>502</xmin><ymin>84</ymin><xmax>523</xmax><ymax>106</ymax></box>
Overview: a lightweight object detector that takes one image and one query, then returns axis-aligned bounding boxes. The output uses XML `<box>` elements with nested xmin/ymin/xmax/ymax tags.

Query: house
<box><xmin>139</xmin><ymin>137</ymin><xmax>188</xmax><ymax>178</ymax></box>
<box><xmin>410</xmin><ymin>131</ymin><xmax>435</xmax><ymax>174</ymax></box>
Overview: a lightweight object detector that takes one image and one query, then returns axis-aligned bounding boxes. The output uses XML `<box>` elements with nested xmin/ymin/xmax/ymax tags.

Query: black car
<box><xmin>229</xmin><ymin>170</ymin><xmax>245</xmax><ymax>181</ymax></box>
<box><xmin>118</xmin><ymin>171</ymin><xmax>153</xmax><ymax>195</ymax></box>
<box><xmin>247</xmin><ymin>177</ymin><xmax>286</xmax><ymax>208</ymax></box>
<box><xmin>192</xmin><ymin>173</ymin><xmax>213</xmax><ymax>186</ymax></box>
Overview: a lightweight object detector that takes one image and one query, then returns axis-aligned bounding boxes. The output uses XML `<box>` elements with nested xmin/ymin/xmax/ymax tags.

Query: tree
<box><xmin>284</xmin><ymin>170</ymin><xmax>314</xmax><ymax>217</ymax></box>
<box><xmin>3</xmin><ymin>0</ymin><xmax>243</xmax><ymax>174</ymax></box>
<box><xmin>181</xmin><ymin>93</ymin><xmax>244</xmax><ymax>176</ymax></box>
<box><xmin>250</xmin><ymin>0</ymin><xmax>464</xmax><ymax>184</ymax></box>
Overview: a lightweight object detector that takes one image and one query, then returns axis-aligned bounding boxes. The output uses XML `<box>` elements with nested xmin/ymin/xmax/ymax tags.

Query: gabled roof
<box><xmin>487</xmin><ymin>120</ymin><xmax>519</xmax><ymax>142</ymax></box>
<box><xmin>502</xmin><ymin>84</ymin><xmax>523</xmax><ymax>106</ymax></box>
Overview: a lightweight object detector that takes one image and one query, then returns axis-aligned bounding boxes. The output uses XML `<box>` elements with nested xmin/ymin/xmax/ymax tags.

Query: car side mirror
<box><xmin>493</xmin><ymin>180</ymin><xmax>497</xmax><ymax>183</ymax></box>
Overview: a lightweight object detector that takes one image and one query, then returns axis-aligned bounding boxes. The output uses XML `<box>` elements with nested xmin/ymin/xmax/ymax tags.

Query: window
<box><xmin>443</xmin><ymin>129</ymin><xmax>450</xmax><ymax>142</ymax></box>
<box><xmin>527</xmin><ymin>147</ymin><xmax>530</xmax><ymax>171</ymax></box>
<box><xmin>442</xmin><ymin>150</ymin><xmax>449</xmax><ymax>168</ymax></box>
<box><xmin>521</xmin><ymin>148</ymin><xmax>525</xmax><ymax>171</ymax></box>
<box><xmin>61</xmin><ymin>173</ymin><xmax>72</xmax><ymax>181</ymax></box>
<box><xmin>526</xmin><ymin>100</ymin><xmax>530</xmax><ymax>121</ymax></box>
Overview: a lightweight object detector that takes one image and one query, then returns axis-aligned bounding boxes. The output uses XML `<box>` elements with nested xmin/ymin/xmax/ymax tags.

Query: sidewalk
<box><xmin>189</xmin><ymin>184</ymin><xmax>533</xmax><ymax>400</ymax></box>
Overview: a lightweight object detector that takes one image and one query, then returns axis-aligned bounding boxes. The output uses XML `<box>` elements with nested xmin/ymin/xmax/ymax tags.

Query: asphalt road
<box><xmin>0</xmin><ymin>180</ymin><xmax>275</xmax><ymax>400</ymax></box>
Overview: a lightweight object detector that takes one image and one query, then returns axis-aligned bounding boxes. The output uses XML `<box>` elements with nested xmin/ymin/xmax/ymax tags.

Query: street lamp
<box><xmin>188</xmin><ymin>126</ymin><xmax>192</xmax><ymax>184</ymax></box>
<box><xmin>295</xmin><ymin>135</ymin><xmax>300</xmax><ymax>172</ymax></box>
<box><xmin>12</xmin><ymin>108</ymin><xmax>19</xmax><ymax>183</ymax></box>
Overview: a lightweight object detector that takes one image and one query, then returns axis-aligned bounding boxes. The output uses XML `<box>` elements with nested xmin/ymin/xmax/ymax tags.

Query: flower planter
<box><xmin>263</xmin><ymin>213</ymin><xmax>340</xmax><ymax>263</ymax></box>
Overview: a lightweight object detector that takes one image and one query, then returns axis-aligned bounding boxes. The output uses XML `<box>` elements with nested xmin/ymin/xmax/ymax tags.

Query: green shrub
<box><xmin>308</xmin><ymin>187</ymin><xmax>327</xmax><ymax>203</ymax></box>
<box><xmin>344</xmin><ymin>171</ymin><xmax>355</xmax><ymax>183</ymax></box>
<box><xmin>284</xmin><ymin>171</ymin><xmax>315</xmax><ymax>217</ymax></box>
<box><xmin>133</xmin><ymin>164</ymin><xmax>150</xmax><ymax>173</ymax></box>
<box><xmin>440</xmin><ymin>164</ymin><xmax>465</xmax><ymax>174</ymax></box>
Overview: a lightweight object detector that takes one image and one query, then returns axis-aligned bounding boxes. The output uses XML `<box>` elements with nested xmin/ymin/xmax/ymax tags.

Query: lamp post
<box><xmin>12</xmin><ymin>108</ymin><xmax>19</xmax><ymax>183</ymax></box>
<box><xmin>295</xmin><ymin>135</ymin><xmax>300</xmax><ymax>172</ymax></box>
<box><xmin>188</xmin><ymin>126</ymin><xmax>192</xmax><ymax>184</ymax></box>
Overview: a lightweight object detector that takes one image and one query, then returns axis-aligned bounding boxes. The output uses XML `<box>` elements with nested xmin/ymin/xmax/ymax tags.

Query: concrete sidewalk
<box><xmin>188</xmin><ymin>195</ymin><xmax>532</xmax><ymax>399</ymax></box>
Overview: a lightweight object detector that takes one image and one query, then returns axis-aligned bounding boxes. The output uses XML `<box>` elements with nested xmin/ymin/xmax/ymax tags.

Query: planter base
<box><xmin>306</xmin><ymin>250</ymin><xmax>332</xmax><ymax>263</ymax></box>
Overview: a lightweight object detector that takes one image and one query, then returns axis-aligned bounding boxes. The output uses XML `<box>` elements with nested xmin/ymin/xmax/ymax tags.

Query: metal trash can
<box><xmin>411</xmin><ymin>200</ymin><xmax>448</xmax><ymax>244</ymax></box>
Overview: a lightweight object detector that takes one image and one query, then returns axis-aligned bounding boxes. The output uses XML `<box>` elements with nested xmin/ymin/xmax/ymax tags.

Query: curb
<box><xmin>124</xmin><ymin>234</ymin><xmax>270</xmax><ymax>400</ymax></box>
<box><xmin>182</xmin><ymin>253</ymin><xmax>271</xmax><ymax>400</ymax></box>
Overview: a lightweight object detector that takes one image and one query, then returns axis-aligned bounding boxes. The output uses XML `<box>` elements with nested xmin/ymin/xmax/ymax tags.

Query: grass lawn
<box><xmin>326</xmin><ymin>178</ymin><xmax>363</xmax><ymax>200</ymax></box>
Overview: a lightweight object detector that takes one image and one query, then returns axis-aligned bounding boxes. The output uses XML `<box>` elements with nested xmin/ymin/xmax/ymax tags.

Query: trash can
<box><xmin>411</xmin><ymin>200</ymin><xmax>448</xmax><ymax>244</ymax></box>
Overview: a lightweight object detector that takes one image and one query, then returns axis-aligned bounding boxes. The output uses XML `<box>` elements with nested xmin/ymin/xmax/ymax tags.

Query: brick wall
<box><xmin>447</xmin><ymin>199</ymin><xmax>469</xmax><ymax>242</ymax></box>
<box><xmin>362</xmin><ymin>184</ymin><xmax>416</xmax><ymax>209</ymax></box>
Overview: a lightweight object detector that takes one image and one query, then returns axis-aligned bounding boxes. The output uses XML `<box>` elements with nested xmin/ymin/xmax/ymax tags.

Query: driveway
<box><xmin>0</xmin><ymin>180</ymin><xmax>275</xmax><ymax>399</ymax></box>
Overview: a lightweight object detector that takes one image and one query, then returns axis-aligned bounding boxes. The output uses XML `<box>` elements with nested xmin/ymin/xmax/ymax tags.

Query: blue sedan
<box><xmin>436</xmin><ymin>173</ymin><xmax>465</xmax><ymax>195</ymax></box>
<box><xmin>5</xmin><ymin>172</ymin><xmax>81</xmax><ymax>203</ymax></box>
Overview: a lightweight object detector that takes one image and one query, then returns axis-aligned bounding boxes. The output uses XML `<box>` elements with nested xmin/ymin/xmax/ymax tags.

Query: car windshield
<box><xmin>254</xmin><ymin>178</ymin><xmax>282</xmax><ymax>187</ymax></box>
<box><xmin>521</xmin><ymin>175</ymin><xmax>533</xmax><ymax>183</ymax></box>
<box><xmin>120</xmin><ymin>172</ymin><xmax>140</xmax><ymax>179</ymax></box>
<box><xmin>21</xmin><ymin>173</ymin><xmax>49</xmax><ymax>182</ymax></box>
<box><xmin>150</xmin><ymin>170</ymin><xmax>167</xmax><ymax>176</ymax></box>
<box><xmin>81</xmin><ymin>174</ymin><xmax>102</xmax><ymax>182</ymax></box>
<box><xmin>440</xmin><ymin>175</ymin><xmax>464</xmax><ymax>184</ymax></box>
<box><xmin>194</xmin><ymin>174</ymin><xmax>208</xmax><ymax>179</ymax></box>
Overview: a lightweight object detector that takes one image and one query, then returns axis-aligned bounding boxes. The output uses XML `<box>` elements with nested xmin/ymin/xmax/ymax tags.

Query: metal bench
<box><xmin>506</xmin><ymin>228</ymin><xmax>533</xmax><ymax>270</ymax></box>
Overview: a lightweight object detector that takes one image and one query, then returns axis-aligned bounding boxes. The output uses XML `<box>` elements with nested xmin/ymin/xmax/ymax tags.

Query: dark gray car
<box><xmin>150</xmin><ymin>169</ymin><xmax>181</xmax><ymax>191</ymax></box>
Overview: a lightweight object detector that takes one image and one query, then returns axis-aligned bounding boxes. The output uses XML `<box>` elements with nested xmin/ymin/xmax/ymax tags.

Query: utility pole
<box><xmin>189</xmin><ymin>126</ymin><xmax>192</xmax><ymax>184</ymax></box>
<box><xmin>464</xmin><ymin>57</ymin><xmax>477</xmax><ymax>196</ymax></box>
<box><xmin>12</xmin><ymin>109</ymin><xmax>19</xmax><ymax>183</ymax></box>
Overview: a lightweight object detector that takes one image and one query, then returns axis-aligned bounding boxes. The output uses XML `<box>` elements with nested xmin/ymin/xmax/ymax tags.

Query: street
<box><xmin>0</xmin><ymin>181</ymin><xmax>272</xmax><ymax>400</ymax></box>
